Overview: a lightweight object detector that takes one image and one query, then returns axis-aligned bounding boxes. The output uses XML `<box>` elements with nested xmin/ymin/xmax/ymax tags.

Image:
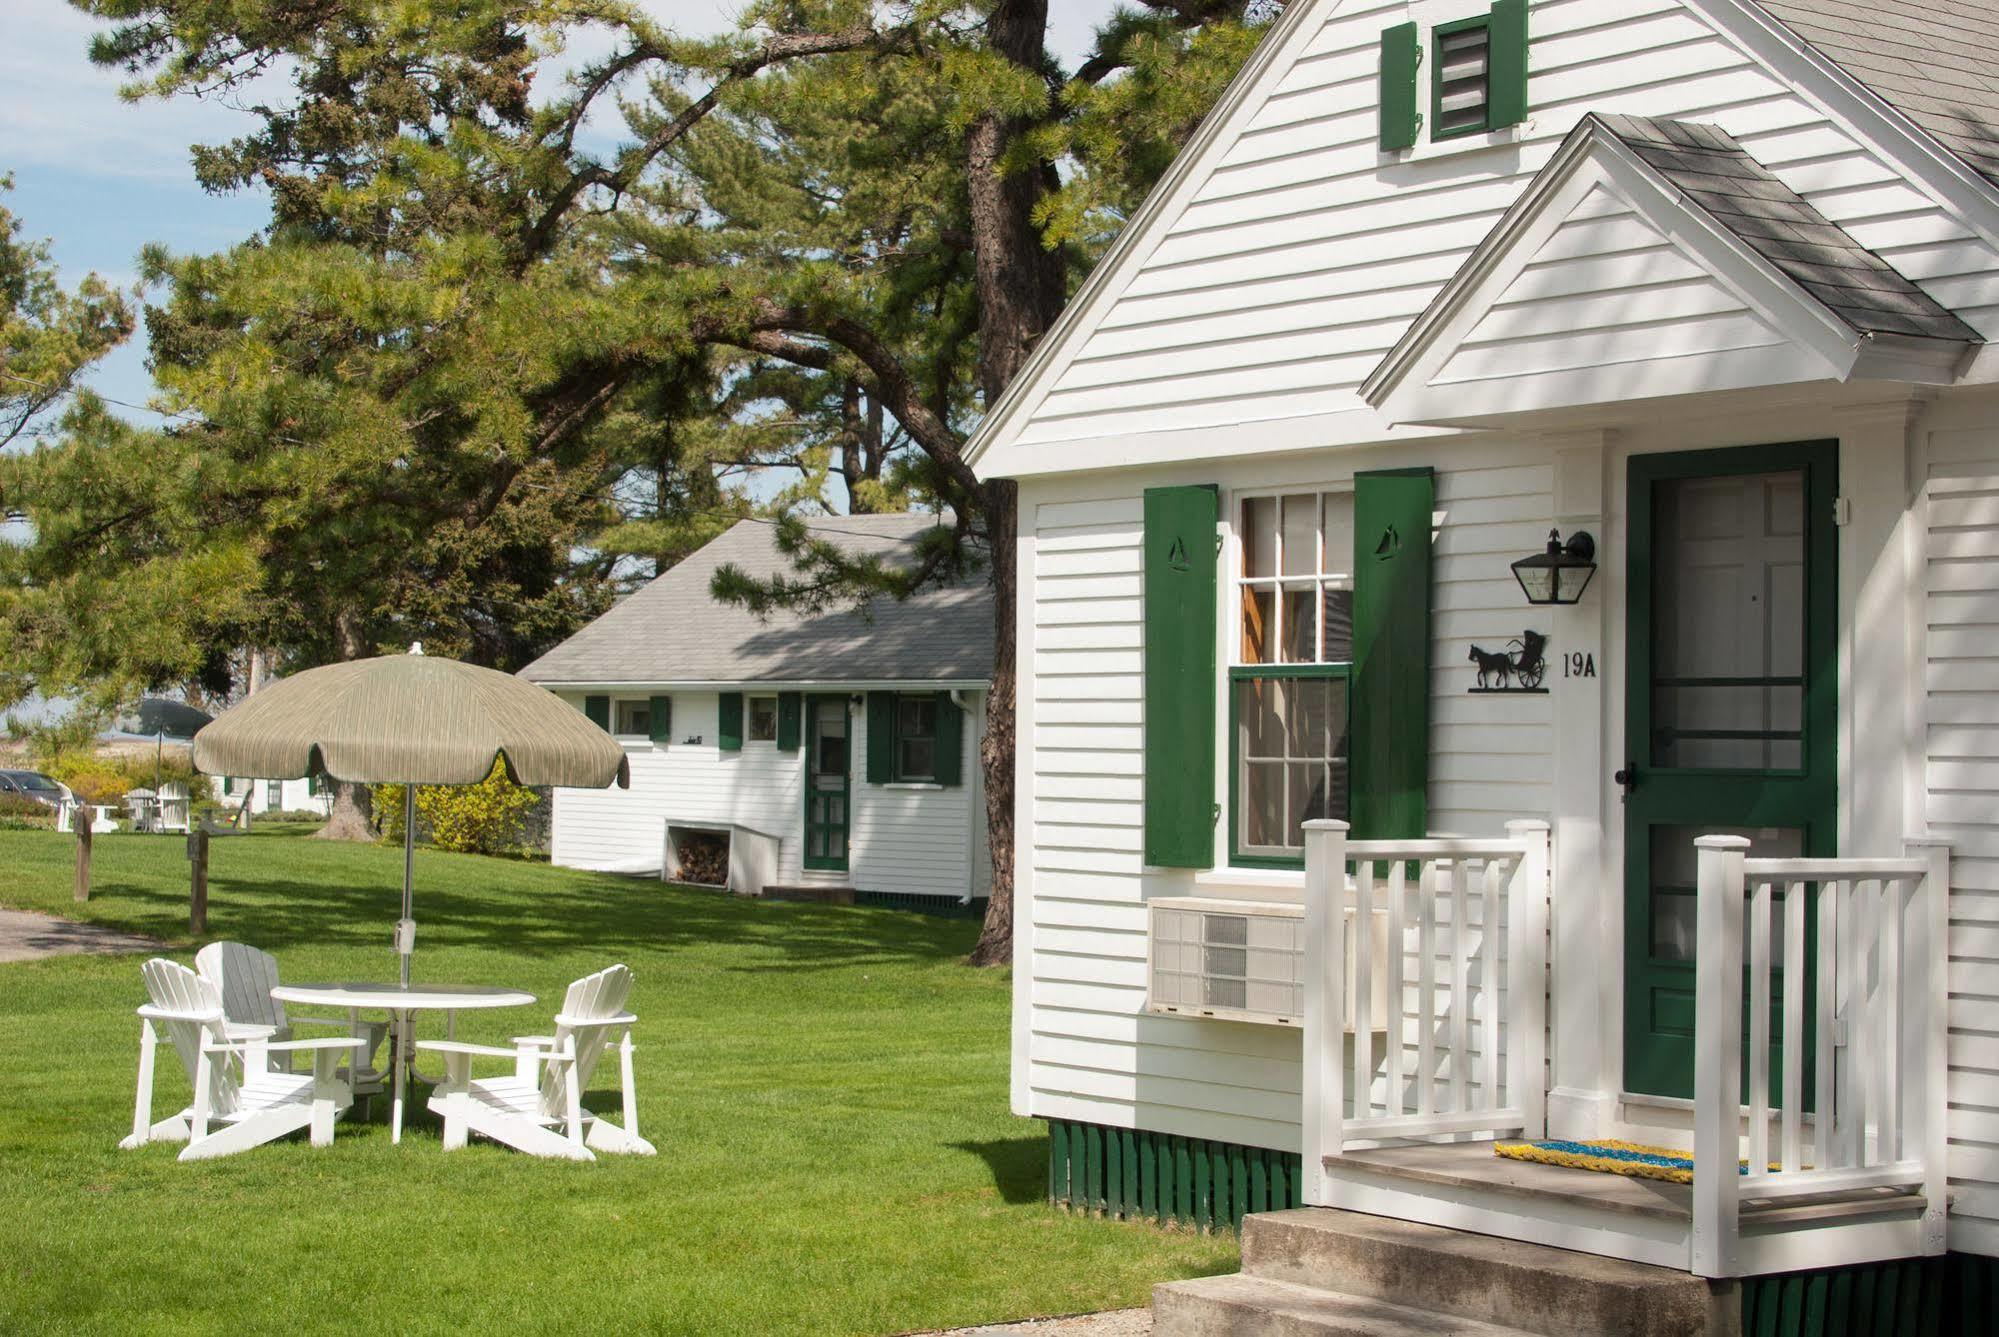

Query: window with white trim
<box><xmin>1233</xmin><ymin>491</ymin><xmax>1354</xmax><ymax>863</ymax></box>
<box><xmin>613</xmin><ymin>699</ymin><xmax>652</xmax><ymax>739</ymax></box>
<box><xmin>748</xmin><ymin>695</ymin><xmax>779</xmax><ymax>743</ymax></box>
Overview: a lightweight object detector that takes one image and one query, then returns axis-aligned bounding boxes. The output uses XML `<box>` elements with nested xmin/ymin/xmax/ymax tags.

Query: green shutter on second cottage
<box><xmin>1352</xmin><ymin>468</ymin><xmax>1433</xmax><ymax>840</ymax></box>
<box><xmin>649</xmin><ymin>696</ymin><xmax>672</xmax><ymax>745</ymax></box>
<box><xmin>1487</xmin><ymin>0</ymin><xmax>1530</xmax><ymax>129</ymax></box>
<box><xmin>584</xmin><ymin>695</ymin><xmax>611</xmax><ymax>731</ymax></box>
<box><xmin>777</xmin><ymin>692</ymin><xmax>802</xmax><ymax>752</ymax></box>
<box><xmin>865</xmin><ymin>692</ymin><xmax>895</xmax><ymax>784</ymax></box>
<box><xmin>1142</xmin><ymin>485</ymin><xmax>1219</xmax><ymax>868</ymax></box>
<box><xmin>718</xmin><ymin>692</ymin><xmax>744</xmax><ymax>751</ymax></box>
<box><xmin>933</xmin><ymin>691</ymin><xmax>963</xmax><ymax>787</ymax></box>
<box><xmin>1379</xmin><ymin>22</ymin><xmax>1422</xmax><ymax>151</ymax></box>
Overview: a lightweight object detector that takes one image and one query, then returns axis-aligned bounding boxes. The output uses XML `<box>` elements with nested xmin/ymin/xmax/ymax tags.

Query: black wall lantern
<box><xmin>1512</xmin><ymin>529</ymin><xmax>1597</xmax><ymax>606</ymax></box>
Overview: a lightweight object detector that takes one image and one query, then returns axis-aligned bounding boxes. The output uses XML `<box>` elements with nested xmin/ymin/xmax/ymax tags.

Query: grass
<box><xmin>0</xmin><ymin>828</ymin><xmax>1234</xmax><ymax>1335</ymax></box>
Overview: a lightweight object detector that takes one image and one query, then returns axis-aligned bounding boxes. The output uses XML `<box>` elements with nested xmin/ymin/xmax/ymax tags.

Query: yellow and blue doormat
<box><xmin>1493</xmin><ymin>1139</ymin><xmax>1753</xmax><ymax>1185</ymax></box>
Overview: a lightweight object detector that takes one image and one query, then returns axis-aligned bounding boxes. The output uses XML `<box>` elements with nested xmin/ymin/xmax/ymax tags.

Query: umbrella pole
<box><xmin>399</xmin><ymin>786</ymin><xmax>415</xmax><ymax>988</ymax></box>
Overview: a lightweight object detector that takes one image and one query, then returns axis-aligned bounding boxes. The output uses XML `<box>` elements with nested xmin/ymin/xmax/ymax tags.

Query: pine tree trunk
<box><xmin>968</xmin><ymin>480</ymin><xmax>1017</xmax><ymax>967</ymax></box>
<box><xmin>315</xmin><ymin>608</ymin><xmax>377</xmax><ymax>841</ymax></box>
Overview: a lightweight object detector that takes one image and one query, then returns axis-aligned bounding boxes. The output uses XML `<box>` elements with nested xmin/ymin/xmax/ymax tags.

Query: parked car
<box><xmin>0</xmin><ymin>770</ymin><xmax>69</xmax><ymax>808</ymax></box>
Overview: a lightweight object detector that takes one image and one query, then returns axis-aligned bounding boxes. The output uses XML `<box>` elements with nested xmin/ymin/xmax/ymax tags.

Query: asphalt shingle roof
<box><xmin>520</xmin><ymin>515</ymin><xmax>993</xmax><ymax>687</ymax></box>
<box><xmin>1759</xmin><ymin>0</ymin><xmax>1999</xmax><ymax>187</ymax></box>
<box><xmin>1597</xmin><ymin>113</ymin><xmax>1982</xmax><ymax>342</ymax></box>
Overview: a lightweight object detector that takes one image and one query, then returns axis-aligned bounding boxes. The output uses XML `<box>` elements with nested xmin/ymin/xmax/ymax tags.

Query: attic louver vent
<box><xmin>1436</xmin><ymin>24</ymin><xmax>1492</xmax><ymax>137</ymax></box>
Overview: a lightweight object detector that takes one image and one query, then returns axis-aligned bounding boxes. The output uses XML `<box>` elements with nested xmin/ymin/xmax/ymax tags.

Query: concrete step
<box><xmin>1240</xmin><ymin>1209</ymin><xmax>1731</xmax><ymax>1337</ymax></box>
<box><xmin>1153</xmin><ymin>1273</ymin><xmax>1538</xmax><ymax>1337</ymax></box>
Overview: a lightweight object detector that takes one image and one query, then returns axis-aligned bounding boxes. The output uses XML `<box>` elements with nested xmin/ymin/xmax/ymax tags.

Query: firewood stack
<box><xmin>676</xmin><ymin>832</ymin><xmax>729</xmax><ymax>887</ymax></box>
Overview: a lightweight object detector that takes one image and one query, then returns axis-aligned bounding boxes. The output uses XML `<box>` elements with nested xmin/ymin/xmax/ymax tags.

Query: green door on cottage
<box><xmin>1622</xmin><ymin>441</ymin><xmax>1839</xmax><ymax>1100</ymax></box>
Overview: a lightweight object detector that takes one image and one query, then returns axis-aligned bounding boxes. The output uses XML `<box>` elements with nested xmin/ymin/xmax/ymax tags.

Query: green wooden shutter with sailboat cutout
<box><xmin>1351</xmin><ymin>468</ymin><xmax>1433</xmax><ymax>840</ymax></box>
<box><xmin>1379</xmin><ymin>22</ymin><xmax>1422</xmax><ymax>151</ymax></box>
<box><xmin>1487</xmin><ymin>0</ymin><xmax>1529</xmax><ymax>130</ymax></box>
<box><xmin>1143</xmin><ymin>485</ymin><xmax>1219</xmax><ymax>868</ymax></box>
<box><xmin>777</xmin><ymin>692</ymin><xmax>802</xmax><ymax>752</ymax></box>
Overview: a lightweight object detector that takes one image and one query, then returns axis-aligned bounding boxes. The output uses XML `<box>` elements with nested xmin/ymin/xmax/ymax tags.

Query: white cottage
<box><xmin>521</xmin><ymin>515</ymin><xmax>993</xmax><ymax>909</ymax></box>
<box><xmin>975</xmin><ymin>0</ymin><xmax>1999</xmax><ymax>1327</ymax></box>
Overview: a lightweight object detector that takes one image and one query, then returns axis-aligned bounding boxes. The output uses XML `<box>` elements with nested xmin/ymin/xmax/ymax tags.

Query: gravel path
<box><xmin>0</xmin><ymin>908</ymin><xmax>167</xmax><ymax>963</ymax></box>
<box><xmin>916</xmin><ymin>1308</ymin><xmax>1151</xmax><ymax>1337</ymax></box>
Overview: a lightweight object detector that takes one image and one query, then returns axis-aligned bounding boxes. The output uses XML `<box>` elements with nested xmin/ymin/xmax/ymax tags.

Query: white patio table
<box><xmin>270</xmin><ymin>983</ymin><xmax>535</xmax><ymax>1144</ymax></box>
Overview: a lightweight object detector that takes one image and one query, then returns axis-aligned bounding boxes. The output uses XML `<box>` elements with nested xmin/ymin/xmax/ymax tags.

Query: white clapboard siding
<box><xmin>1023</xmin><ymin>451</ymin><xmax>1551</xmax><ymax>1152</ymax></box>
<box><xmin>1922</xmin><ymin>437</ymin><xmax>1999</xmax><ymax>1253</ymax></box>
<box><xmin>551</xmin><ymin>691</ymin><xmax>978</xmax><ymax>899</ymax></box>
<box><xmin>1009</xmin><ymin>0</ymin><xmax>1999</xmax><ymax>449</ymax></box>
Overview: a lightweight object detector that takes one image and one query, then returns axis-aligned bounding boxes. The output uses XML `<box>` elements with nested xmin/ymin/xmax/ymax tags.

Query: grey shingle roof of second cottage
<box><xmin>1598</xmin><ymin>113</ymin><xmax>1982</xmax><ymax>343</ymax></box>
<box><xmin>520</xmin><ymin>515</ymin><xmax>993</xmax><ymax>687</ymax></box>
<box><xmin>1760</xmin><ymin>0</ymin><xmax>1999</xmax><ymax>187</ymax></box>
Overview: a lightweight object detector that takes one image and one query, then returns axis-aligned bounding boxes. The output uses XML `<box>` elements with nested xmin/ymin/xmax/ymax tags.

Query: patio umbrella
<box><xmin>191</xmin><ymin>646</ymin><xmax>629</xmax><ymax>985</ymax></box>
<box><xmin>112</xmin><ymin>696</ymin><xmax>215</xmax><ymax>793</ymax></box>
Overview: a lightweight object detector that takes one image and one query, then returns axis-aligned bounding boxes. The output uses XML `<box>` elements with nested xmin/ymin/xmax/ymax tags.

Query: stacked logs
<box><xmin>676</xmin><ymin>832</ymin><xmax>730</xmax><ymax>887</ymax></box>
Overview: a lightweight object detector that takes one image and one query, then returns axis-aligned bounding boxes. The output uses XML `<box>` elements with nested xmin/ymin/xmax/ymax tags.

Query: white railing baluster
<box><xmin>1816</xmin><ymin>878</ymin><xmax>1837</xmax><ymax>1172</ymax></box>
<box><xmin>1878</xmin><ymin>877</ymin><xmax>1902</xmax><ymax>1164</ymax></box>
<box><xmin>1385</xmin><ymin>858</ymin><xmax>1406</xmax><ymax>1119</ymax></box>
<box><xmin>1447</xmin><ymin>859</ymin><xmax>1468</xmax><ymax>1114</ymax></box>
<box><xmin>1353</xmin><ymin>857</ymin><xmax>1376</xmax><ymax>1120</ymax></box>
<box><xmin>1481</xmin><ymin>856</ymin><xmax>1502</xmax><ymax>1116</ymax></box>
<box><xmin>1782</xmin><ymin>880</ymin><xmax>1805</xmax><ymax>1174</ymax></box>
<box><xmin>1747</xmin><ymin>877</ymin><xmax>1772</xmax><ymax>1183</ymax></box>
<box><xmin>1840</xmin><ymin>877</ymin><xmax>1862</xmax><ymax>1170</ymax></box>
<box><xmin>1418</xmin><ymin>860</ymin><xmax>1437</xmax><ymax>1118</ymax></box>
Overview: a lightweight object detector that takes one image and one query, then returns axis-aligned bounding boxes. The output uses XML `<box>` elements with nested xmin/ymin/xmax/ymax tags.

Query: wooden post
<box><xmin>1907</xmin><ymin>835</ymin><xmax>1952</xmax><ymax>1256</ymax></box>
<box><xmin>1301</xmin><ymin>818</ymin><xmax>1349</xmax><ymax>1207</ymax></box>
<box><xmin>187</xmin><ymin>828</ymin><xmax>210</xmax><ymax>935</ymax></box>
<box><xmin>74</xmin><ymin>812</ymin><xmax>93</xmax><ymax>903</ymax></box>
<box><xmin>1692</xmin><ymin>834</ymin><xmax>1750</xmax><ymax>1278</ymax></box>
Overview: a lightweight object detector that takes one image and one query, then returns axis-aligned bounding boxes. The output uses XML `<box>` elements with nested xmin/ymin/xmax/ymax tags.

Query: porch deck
<box><xmin>1323</xmin><ymin>1141</ymin><xmax>1931</xmax><ymax>1274</ymax></box>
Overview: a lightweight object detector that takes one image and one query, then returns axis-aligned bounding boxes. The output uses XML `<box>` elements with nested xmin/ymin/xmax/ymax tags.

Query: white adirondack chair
<box><xmin>418</xmin><ymin>964</ymin><xmax>655</xmax><ymax>1161</ymax></box>
<box><xmin>157</xmin><ymin>782</ymin><xmax>191</xmax><ymax>834</ymax></box>
<box><xmin>120</xmin><ymin>958</ymin><xmax>364</xmax><ymax>1161</ymax></box>
<box><xmin>194</xmin><ymin>941</ymin><xmax>387</xmax><ymax>1093</ymax></box>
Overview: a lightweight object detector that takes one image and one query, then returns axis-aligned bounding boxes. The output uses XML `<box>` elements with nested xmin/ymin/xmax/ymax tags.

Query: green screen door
<box><xmin>804</xmin><ymin>695</ymin><xmax>850</xmax><ymax>873</ymax></box>
<box><xmin>1622</xmin><ymin>442</ymin><xmax>1837</xmax><ymax>1099</ymax></box>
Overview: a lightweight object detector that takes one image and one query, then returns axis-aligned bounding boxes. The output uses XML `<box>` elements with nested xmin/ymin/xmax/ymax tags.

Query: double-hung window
<box><xmin>1232</xmin><ymin>491</ymin><xmax>1355</xmax><ymax>865</ymax></box>
<box><xmin>613</xmin><ymin>699</ymin><xmax>652</xmax><ymax>740</ymax></box>
<box><xmin>748</xmin><ymin>695</ymin><xmax>779</xmax><ymax>743</ymax></box>
<box><xmin>893</xmin><ymin>695</ymin><xmax>937</xmax><ymax>782</ymax></box>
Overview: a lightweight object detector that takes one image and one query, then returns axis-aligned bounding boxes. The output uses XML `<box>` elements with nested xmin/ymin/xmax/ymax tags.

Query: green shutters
<box><xmin>777</xmin><ymin>692</ymin><xmax>802</xmax><ymax>752</ymax></box>
<box><xmin>933</xmin><ymin>691</ymin><xmax>964</xmax><ymax>788</ymax></box>
<box><xmin>865</xmin><ymin>691</ymin><xmax>894</xmax><ymax>784</ymax></box>
<box><xmin>584</xmin><ymin>695</ymin><xmax>611</xmax><ymax>731</ymax></box>
<box><xmin>717</xmin><ymin>692</ymin><xmax>744</xmax><ymax>751</ymax></box>
<box><xmin>1143</xmin><ymin>485</ymin><xmax>1219</xmax><ymax>868</ymax></box>
<box><xmin>648</xmin><ymin>696</ymin><xmax>672</xmax><ymax>745</ymax></box>
<box><xmin>1351</xmin><ymin>468</ymin><xmax>1433</xmax><ymax>840</ymax></box>
<box><xmin>1379</xmin><ymin>22</ymin><xmax>1422</xmax><ymax>151</ymax></box>
<box><xmin>1487</xmin><ymin>0</ymin><xmax>1529</xmax><ymax>130</ymax></box>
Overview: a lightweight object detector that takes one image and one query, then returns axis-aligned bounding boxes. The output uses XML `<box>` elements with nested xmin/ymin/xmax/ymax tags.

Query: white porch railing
<box><xmin>1301</xmin><ymin>819</ymin><xmax>1551</xmax><ymax>1204</ymax></box>
<box><xmin>1691</xmin><ymin>836</ymin><xmax>1951</xmax><ymax>1277</ymax></box>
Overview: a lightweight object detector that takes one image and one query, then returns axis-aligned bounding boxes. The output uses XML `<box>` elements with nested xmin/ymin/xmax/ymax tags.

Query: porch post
<box><xmin>1506</xmin><ymin>819</ymin><xmax>1551</xmax><ymax>1139</ymax></box>
<box><xmin>1906</xmin><ymin>835</ymin><xmax>1951</xmax><ymax>1255</ymax></box>
<box><xmin>1692</xmin><ymin>834</ymin><xmax>1749</xmax><ymax>1278</ymax></box>
<box><xmin>1301</xmin><ymin>819</ymin><xmax>1349</xmax><ymax>1207</ymax></box>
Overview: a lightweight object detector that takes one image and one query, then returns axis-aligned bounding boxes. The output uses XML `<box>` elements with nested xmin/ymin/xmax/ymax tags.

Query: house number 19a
<box><xmin>1563</xmin><ymin>652</ymin><xmax>1597</xmax><ymax>679</ymax></box>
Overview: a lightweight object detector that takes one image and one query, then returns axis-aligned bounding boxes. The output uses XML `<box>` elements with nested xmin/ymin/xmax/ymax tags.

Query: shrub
<box><xmin>45</xmin><ymin>752</ymin><xmax>132</xmax><ymax>807</ymax></box>
<box><xmin>375</xmin><ymin>760</ymin><xmax>539</xmax><ymax>857</ymax></box>
<box><xmin>0</xmin><ymin>794</ymin><xmax>56</xmax><ymax>830</ymax></box>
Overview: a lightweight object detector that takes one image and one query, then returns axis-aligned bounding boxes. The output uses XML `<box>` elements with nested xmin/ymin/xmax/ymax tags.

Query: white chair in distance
<box><xmin>120</xmin><ymin>958</ymin><xmax>364</xmax><ymax>1161</ymax></box>
<box><xmin>157</xmin><ymin>782</ymin><xmax>191</xmax><ymax>834</ymax></box>
<box><xmin>418</xmin><ymin>964</ymin><xmax>655</xmax><ymax>1161</ymax></box>
<box><xmin>195</xmin><ymin>941</ymin><xmax>388</xmax><ymax>1095</ymax></box>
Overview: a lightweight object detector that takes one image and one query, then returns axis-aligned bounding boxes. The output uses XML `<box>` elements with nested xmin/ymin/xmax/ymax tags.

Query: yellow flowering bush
<box><xmin>375</xmin><ymin>759</ymin><xmax>540</xmax><ymax>856</ymax></box>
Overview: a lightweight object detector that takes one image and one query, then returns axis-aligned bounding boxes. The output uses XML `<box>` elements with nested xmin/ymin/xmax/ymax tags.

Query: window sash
<box><xmin>613</xmin><ymin>699</ymin><xmax>652</xmax><ymax>738</ymax></box>
<box><xmin>1235</xmin><ymin>489</ymin><xmax>1355</xmax><ymax>666</ymax></box>
<box><xmin>891</xmin><ymin>694</ymin><xmax>938</xmax><ymax>782</ymax></box>
<box><xmin>1229</xmin><ymin>665</ymin><xmax>1352</xmax><ymax>866</ymax></box>
<box><xmin>748</xmin><ymin>695</ymin><xmax>779</xmax><ymax>743</ymax></box>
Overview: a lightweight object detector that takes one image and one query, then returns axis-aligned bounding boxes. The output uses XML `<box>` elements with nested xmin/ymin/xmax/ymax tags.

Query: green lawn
<box><xmin>0</xmin><ymin>828</ymin><xmax>1233</xmax><ymax>1335</ymax></box>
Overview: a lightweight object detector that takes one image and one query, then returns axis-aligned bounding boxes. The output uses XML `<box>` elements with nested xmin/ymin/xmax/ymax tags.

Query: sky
<box><xmin>0</xmin><ymin>0</ymin><xmax>1121</xmax><ymax>435</ymax></box>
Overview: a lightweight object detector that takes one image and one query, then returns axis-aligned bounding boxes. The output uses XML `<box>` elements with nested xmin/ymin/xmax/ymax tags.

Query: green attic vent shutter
<box><xmin>933</xmin><ymin>691</ymin><xmax>964</xmax><ymax>787</ymax></box>
<box><xmin>584</xmin><ymin>695</ymin><xmax>610</xmax><ymax>731</ymax></box>
<box><xmin>1352</xmin><ymin>468</ymin><xmax>1434</xmax><ymax>840</ymax></box>
<box><xmin>865</xmin><ymin>692</ymin><xmax>894</xmax><ymax>784</ymax></box>
<box><xmin>1379</xmin><ymin>22</ymin><xmax>1421</xmax><ymax>151</ymax></box>
<box><xmin>777</xmin><ymin>692</ymin><xmax>802</xmax><ymax>752</ymax></box>
<box><xmin>718</xmin><ymin>692</ymin><xmax>744</xmax><ymax>751</ymax></box>
<box><xmin>649</xmin><ymin>696</ymin><xmax>672</xmax><ymax>744</ymax></box>
<box><xmin>1487</xmin><ymin>0</ymin><xmax>1529</xmax><ymax>129</ymax></box>
<box><xmin>1143</xmin><ymin>485</ymin><xmax>1219</xmax><ymax>868</ymax></box>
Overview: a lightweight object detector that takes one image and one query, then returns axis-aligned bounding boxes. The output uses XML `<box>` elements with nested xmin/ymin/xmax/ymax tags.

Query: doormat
<box><xmin>1493</xmin><ymin>1138</ymin><xmax>1741</xmax><ymax>1185</ymax></box>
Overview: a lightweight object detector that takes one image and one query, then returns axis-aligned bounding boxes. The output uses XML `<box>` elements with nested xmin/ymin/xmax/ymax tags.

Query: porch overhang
<box><xmin>1362</xmin><ymin>114</ymin><xmax>1981</xmax><ymax>431</ymax></box>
